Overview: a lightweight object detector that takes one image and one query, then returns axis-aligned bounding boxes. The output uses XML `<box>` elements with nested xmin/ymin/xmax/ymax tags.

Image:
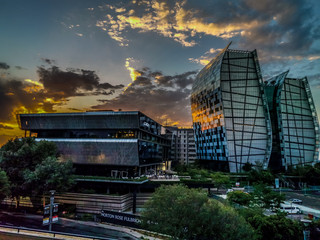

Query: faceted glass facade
<box><xmin>264</xmin><ymin>72</ymin><xmax>319</xmax><ymax>170</ymax></box>
<box><xmin>191</xmin><ymin>44</ymin><xmax>272</xmax><ymax>172</ymax></box>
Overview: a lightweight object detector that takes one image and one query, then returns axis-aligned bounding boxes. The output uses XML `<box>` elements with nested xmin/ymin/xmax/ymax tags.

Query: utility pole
<box><xmin>49</xmin><ymin>190</ymin><xmax>55</xmax><ymax>232</ymax></box>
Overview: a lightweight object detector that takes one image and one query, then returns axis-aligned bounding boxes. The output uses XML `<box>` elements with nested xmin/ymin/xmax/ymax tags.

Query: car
<box><xmin>289</xmin><ymin>198</ymin><xmax>302</xmax><ymax>204</ymax></box>
<box><xmin>226</xmin><ymin>189</ymin><xmax>234</xmax><ymax>194</ymax></box>
<box><xmin>279</xmin><ymin>204</ymin><xmax>302</xmax><ymax>214</ymax></box>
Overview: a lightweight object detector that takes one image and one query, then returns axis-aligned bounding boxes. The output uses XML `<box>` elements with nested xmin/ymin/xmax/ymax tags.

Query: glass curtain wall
<box><xmin>265</xmin><ymin>73</ymin><xmax>319</xmax><ymax>169</ymax></box>
<box><xmin>191</xmin><ymin>44</ymin><xmax>272</xmax><ymax>172</ymax></box>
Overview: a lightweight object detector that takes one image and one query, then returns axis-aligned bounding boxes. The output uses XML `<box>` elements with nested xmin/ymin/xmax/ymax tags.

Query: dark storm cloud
<box><xmin>0</xmin><ymin>79</ymin><xmax>47</xmax><ymax>121</ymax></box>
<box><xmin>0</xmin><ymin>62</ymin><xmax>10</xmax><ymax>70</ymax></box>
<box><xmin>41</xmin><ymin>58</ymin><xmax>56</xmax><ymax>65</ymax></box>
<box><xmin>0</xmin><ymin>124</ymin><xmax>13</xmax><ymax>130</ymax></box>
<box><xmin>0</xmin><ymin>65</ymin><xmax>123</xmax><ymax>122</ymax></box>
<box><xmin>93</xmin><ymin>68</ymin><xmax>197</xmax><ymax>125</ymax></box>
<box><xmin>190</xmin><ymin>0</ymin><xmax>318</xmax><ymax>59</ymax></box>
<box><xmin>37</xmin><ymin>66</ymin><xmax>124</xmax><ymax>98</ymax></box>
<box><xmin>15</xmin><ymin>66</ymin><xmax>27</xmax><ymax>70</ymax></box>
<box><xmin>235</xmin><ymin>0</ymin><xmax>318</xmax><ymax>59</ymax></box>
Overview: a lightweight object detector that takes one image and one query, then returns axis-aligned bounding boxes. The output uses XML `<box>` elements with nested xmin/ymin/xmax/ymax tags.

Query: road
<box><xmin>0</xmin><ymin>211</ymin><xmax>137</xmax><ymax>240</ymax></box>
<box><xmin>285</xmin><ymin>192</ymin><xmax>320</xmax><ymax>210</ymax></box>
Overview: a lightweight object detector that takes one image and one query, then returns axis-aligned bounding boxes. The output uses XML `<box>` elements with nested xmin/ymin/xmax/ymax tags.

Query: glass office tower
<box><xmin>264</xmin><ymin>72</ymin><xmax>319</xmax><ymax>170</ymax></box>
<box><xmin>191</xmin><ymin>43</ymin><xmax>272</xmax><ymax>172</ymax></box>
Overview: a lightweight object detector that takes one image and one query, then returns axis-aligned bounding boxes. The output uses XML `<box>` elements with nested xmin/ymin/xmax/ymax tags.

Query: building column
<box><xmin>132</xmin><ymin>190</ymin><xmax>137</xmax><ymax>214</ymax></box>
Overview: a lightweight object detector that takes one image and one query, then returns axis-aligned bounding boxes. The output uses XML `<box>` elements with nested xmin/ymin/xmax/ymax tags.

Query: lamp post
<box><xmin>301</xmin><ymin>219</ymin><xmax>312</xmax><ymax>240</ymax></box>
<box><xmin>49</xmin><ymin>190</ymin><xmax>55</xmax><ymax>232</ymax></box>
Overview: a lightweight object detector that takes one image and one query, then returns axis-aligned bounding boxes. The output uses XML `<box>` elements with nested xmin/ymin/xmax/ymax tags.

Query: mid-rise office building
<box><xmin>165</xmin><ymin>127</ymin><xmax>197</xmax><ymax>165</ymax></box>
<box><xmin>18</xmin><ymin>111</ymin><xmax>170</xmax><ymax>177</ymax></box>
<box><xmin>264</xmin><ymin>71</ymin><xmax>319</xmax><ymax>170</ymax></box>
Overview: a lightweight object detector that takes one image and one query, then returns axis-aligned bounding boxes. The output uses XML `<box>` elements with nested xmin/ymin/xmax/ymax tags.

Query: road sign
<box><xmin>43</xmin><ymin>217</ymin><xmax>49</xmax><ymax>225</ymax></box>
<box><xmin>53</xmin><ymin>204</ymin><xmax>58</xmax><ymax>213</ymax></box>
<box><xmin>52</xmin><ymin>215</ymin><xmax>59</xmax><ymax>223</ymax></box>
<box><xmin>44</xmin><ymin>206</ymin><xmax>50</xmax><ymax>215</ymax></box>
<box><xmin>275</xmin><ymin>178</ymin><xmax>280</xmax><ymax>189</ymax></box>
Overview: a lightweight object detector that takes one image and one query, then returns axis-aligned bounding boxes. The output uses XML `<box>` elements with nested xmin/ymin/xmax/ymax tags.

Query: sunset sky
<box><xmin>1</xmin><ymin>0</ymin><xmax>320</xmax><ymax>146</ymax></box>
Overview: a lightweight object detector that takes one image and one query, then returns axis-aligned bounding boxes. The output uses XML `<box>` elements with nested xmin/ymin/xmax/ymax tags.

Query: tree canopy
<box><xmin>210</xmin><ymin>172</ymin><xmax>230</xmax><ymax>190</ymax></box>
<box><xmin>228</xmin><ymin>184</ymin><xmax>285</xmax><ymax>208</ymax></box>
<box><xmin>0</xmin><ymin>169</ymin><xmax>10</xmax><ymax>201</ymax></box>
<box><xmin>142</xmin><ymin>185</ymin><xmax>255</xmax><ymax>240</ymax></box>
<box><xmin>239</xmin><ymin>208</ymin><xmax>303</xmax><ymax>240</ymax></box>
<box><xmin>0</xmin><ymin>137</ymin><xmax>74</xmax><ymax>203</ymax></box>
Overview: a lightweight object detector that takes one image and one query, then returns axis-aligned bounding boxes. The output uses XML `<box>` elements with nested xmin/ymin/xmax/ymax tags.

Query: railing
<box><xmin>0</xmin><ymin>224</ymin><xmax>118</xmax><ymax>240</ymax></box>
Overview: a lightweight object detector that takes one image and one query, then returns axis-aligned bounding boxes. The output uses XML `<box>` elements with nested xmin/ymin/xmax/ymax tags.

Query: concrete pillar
<box><xmin>132</xmin><ymin>190</ymin><xmax>137</xmax><ymax>214</ymax></box>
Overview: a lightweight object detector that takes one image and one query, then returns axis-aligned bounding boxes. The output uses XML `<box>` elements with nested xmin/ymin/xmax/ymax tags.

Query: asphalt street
<box><xmin>0</xmin><ymin>211</ymin><xmax>137</xmax><ymax>240</ymax></box>
<box><xmin>285</xmin><ymin>192</ymin><xmax>320</xmax><ymax>210</ymax></box>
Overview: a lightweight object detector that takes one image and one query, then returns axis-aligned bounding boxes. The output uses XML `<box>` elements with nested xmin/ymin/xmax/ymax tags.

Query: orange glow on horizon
<box><xmin>23</xmin><ymin>79</ymin><xmax>44</xmax><ymax>93</ymax></box>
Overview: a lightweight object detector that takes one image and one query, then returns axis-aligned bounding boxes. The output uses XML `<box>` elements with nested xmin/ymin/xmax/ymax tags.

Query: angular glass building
<box><xmin>264</xmin><ymin>72</ymin><xmax>319</xmax><ymax>170</ymax></box>
<box><xmin>18</xmin><ymin>111</ymin><xmax>170</xmax><ymax>177</ymax></box>
<box><xmin>191</xmin><ymin>43</ymin><xmax>272</xmax><ymax>172</ymax></box>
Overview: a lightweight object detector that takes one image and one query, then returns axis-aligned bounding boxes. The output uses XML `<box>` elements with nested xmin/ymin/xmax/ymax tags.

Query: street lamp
<box><xmin>301</xmin><ymin>219</ymin><xmax>312</xmax><ymax>240</ymax></box>
<box><xmin>49</xmin><ymin>190</ymin><xmax>55</xmax><ymax>232</ymax></box>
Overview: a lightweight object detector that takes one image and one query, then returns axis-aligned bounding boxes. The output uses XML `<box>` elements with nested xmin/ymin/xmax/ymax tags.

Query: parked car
<box><xmin>289</xmin><ymin>198</ymin><xmax>303</xmax><ymax>204</ymax></box>
<box><xmin>226</xmin><ymin>189</ymin><xmax>234</xmax><ymax>194</ymax></box>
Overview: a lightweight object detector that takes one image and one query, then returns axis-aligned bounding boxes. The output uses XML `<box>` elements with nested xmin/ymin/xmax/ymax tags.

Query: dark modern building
<box><xmin>18</xmin><ymin>111</ymin><xmax>170</xmax><ymax>177</ymax></box>
<box><xmin>164</xmin><ymin>127</ymin><xmax>197</xmax><ymax>165</ymax></box>
<box><xmin>191</xmin><ymin>43</ymin><xmax>272</xmax><ymax>172</ymax></box>
<box><xmin>264</xmin><ymin>71</ymin><xmax>319</xmax><ymax>171</ymax></box>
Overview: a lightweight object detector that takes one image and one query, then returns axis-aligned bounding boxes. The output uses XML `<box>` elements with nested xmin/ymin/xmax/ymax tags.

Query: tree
<box><xmin>227</xmin><ymin>191</ymin><xmax>251</xmax><ymax>206</ymax></box>
<box><xmin>0</xmin><ymin>169</ymin><xmax>10</xmax><ymax>202</ymax></box>
<box><xmin>24</xmin><ymin>157</ymin><xmax>74</xmax><ymax>197</ymax></box>
<box><xmin>248</xmin><ymin>169</ymin><xmax>274</xmax><ymax>185</ymax></box>
<box><xmin>210</xmin><ymin>172</ymin><xmax>230</xmax><ymax>191</ymax></box>
<box><xmin>228</xmin><ymin>184</ymin><xmax>284</xmax><ymax>209</ymax></box>
<box><xmin>142</xmin><ymin>185</ymin><xmax>255</xmax><ymax>240</ymax></box>
<box><xmin>242</xmin><ymin>162</ymin><xmax>253</xmax><ymax>172</ymax></box>
<box><xmin>0</xmin><ymin>138</ymin><xmax>74</xmax><ymax>207</ymax></box>
<box><xmin>287</xmin><ymin>164</ymin><xmax>320</xmax><ymax>186</ymax></box>
<box><xmin>0</xmin><ymin>138</ymin><xmax>39</xmax><ymax>203</ymax></box>
<box><xmin>251</xmin><ymin>183</ymin><xmax>285</xmax><ymax>208</ymax></box>
<box><xmin>239</xmin><ymin>208</ymin><xmax>303</xmax><ymax>240</ymax></box>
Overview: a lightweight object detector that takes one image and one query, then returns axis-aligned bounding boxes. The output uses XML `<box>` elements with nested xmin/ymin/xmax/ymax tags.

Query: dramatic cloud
<box><xmin>93</xmin><ymin>66</ymin><xmax>197</xmax><ymax>126</ymax></box>
<box><xmin>37</xmin><ymin>66</ymin><xmax>124</xmax><ymax>98</ymax></box>
<box><xmin>92</xmin><ymin>0</ymin><xmax>319</xmax><ymax>60</ymax></box>
<box><xmin>41</xmin><ymin>58</ymin><xmax>56</xmax><ymax>65</ymax></box>
<box><xmin>95</xmin><ymin>0</ymin><xmax>257</xmax><ymax>47</ymax></box>
<box><xmin>0</xmin><ymin>123</ymin><xmax>14</xmax><ymax>130</ymax></box>
<box><xmin>189</xmin><ymin>48</ymin><xmax>223</xmax><ymax>66</ymax></box>
<box><xmin>0</xmin><ymin>62</ymin><xmax>10</xmax><ymax>70</ymax></box>
<box><xmin>0</xmin><ymin>65</ymin><xmax>124</xmax><ymax>122</ymax></box>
